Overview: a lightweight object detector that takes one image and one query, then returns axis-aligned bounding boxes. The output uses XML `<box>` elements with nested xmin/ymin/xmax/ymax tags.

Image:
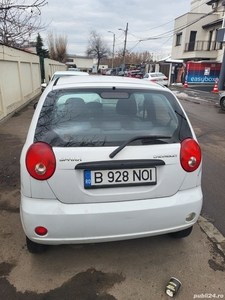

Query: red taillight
<box><xmin>180</xmin><ymin>138</ymin><xmax>201</xmax><ymax>172</ymax></box>
<box><xmin>35</xmin><ymin>226</ymin><xmax>48</xmax><ymax>236</ymax></box>
<box><xmin>163</xmin><ymin>78</ymin><xmax>168</xmax><ymax>81</ymax></box>
<box><xmin>151</xmin><ymin>79</ymin><xmax>157</xmax><ymax>82</ymax></box>
<box><xmin>26</xmin><ymin>142</ymin><xmax>56</xmax><ymax>180</ymax></box>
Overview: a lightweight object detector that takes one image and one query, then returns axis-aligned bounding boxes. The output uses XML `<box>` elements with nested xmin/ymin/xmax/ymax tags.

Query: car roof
<box><xmin>51</xmin><ymin>75</ymin><xmax>168</xmax><ymax>90</ymax></box>
<box><xmin>148</xmin><ymin>72</ymin><xmax>165</xmax><ymax>75</ymax></box>
<box><xmin>52</xmin><ymin>71</ymin><xmax>89</xmax><ymax>76</ymax></box>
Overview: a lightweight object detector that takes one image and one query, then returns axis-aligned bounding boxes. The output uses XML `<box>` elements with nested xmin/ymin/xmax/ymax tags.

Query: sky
<box><xmin>34</xmin><ymin>0</ymin><xmax>191</xmax><ymax>60</ymax></box>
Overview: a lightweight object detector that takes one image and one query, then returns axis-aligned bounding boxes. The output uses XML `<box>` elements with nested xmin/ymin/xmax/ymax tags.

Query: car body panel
<box><xmin>50</xmin><ymin>70</ymin><xmax>89</xmax><ymax>81</ymax></box>
<box><xmin>41</xmin><ymin>70</ymin><xmax>89</xmax><ymax>90</ymax></box>
<box><xmin>125</xmin><ymin>70</ymin><xmax>143</xmax><ymax>79</ymax></box>
<box><xmin>21</xmin><ymin>185</ymin><xmax>202</xmax><ymax>244</ymax></box>
<box><xmin>143</xmin><ymin>72</ymin><xmax>168</xmax><ymax>86</ymax></box>
<box><xmin>219</xmin><ymin>91</ymin><xmax>225</xmax><ymax>111</ymax></box>
<box><xmin>28</xmin><ymin>145</ymin><xmax>189</xmax><ymax>204</ymax></box>
<box><xmin>20</xmin><ymin>75</ymin><xmax>202</xmax><ymax>245</ymax></box>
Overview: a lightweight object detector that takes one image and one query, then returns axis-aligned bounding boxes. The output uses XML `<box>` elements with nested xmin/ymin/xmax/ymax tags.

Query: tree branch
<box><xmin>0</xmin><ymin>0</ymin><xmax>48</xmax><ymax>14</ymax></box>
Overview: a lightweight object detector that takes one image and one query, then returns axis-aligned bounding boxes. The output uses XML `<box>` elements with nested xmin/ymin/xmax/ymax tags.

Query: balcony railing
<box><xmin>184</xmin><ymin>40</ymin><xmax>222</xmax><ymax>52</ymax></box>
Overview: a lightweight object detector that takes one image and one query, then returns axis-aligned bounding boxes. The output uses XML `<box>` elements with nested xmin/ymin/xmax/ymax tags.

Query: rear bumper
<box><xmin>20</xmin><ymin>186</ymin><xmax>203</xmax><ymax>245</ymax></box>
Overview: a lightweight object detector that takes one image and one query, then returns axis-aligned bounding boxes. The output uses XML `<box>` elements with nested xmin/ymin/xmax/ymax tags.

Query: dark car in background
<box><xmin>102</xmin><ymin>69</ymin><xmax>109</xmax><ymax>75</ymax></box>
<box><xmin>118</xmin><ymin>70</ymin><xmax>128</xmax><ymax>76</ymax></box>
<box><xmin>125</xmin><ymin>70</ymin><xmax>143</xmax><ymax>79</ymax></box>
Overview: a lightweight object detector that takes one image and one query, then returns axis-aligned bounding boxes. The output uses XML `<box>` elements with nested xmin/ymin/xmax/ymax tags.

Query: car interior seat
<box><xmin>62</xmin><ymin>97</ymin><xmax>86</xmax><ymax>121</ymax></box>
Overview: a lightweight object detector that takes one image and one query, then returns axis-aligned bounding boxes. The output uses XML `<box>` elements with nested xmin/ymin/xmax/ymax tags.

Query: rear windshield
<box><xmin>34</xmin><ymin>88</ymin><xmax>192</xmax><ymax>147</ymax></box>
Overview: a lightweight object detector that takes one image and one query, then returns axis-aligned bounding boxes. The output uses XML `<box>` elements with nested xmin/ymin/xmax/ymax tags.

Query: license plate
<box><xmin>84</xmin><ymin>168</ymin><xmax>156</xmax><ymax>189</ymax></box>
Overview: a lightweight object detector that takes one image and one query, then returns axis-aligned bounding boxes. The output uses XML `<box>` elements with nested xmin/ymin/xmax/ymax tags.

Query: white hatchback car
<box><xmin>143</xmin><ymin>72</ymin><xmax>168</xmax><ymax>87</ymax></box>
<box><xmin>41</xmin><ymin>70</ymin><xmax>89</xmax><ymax>90</ymax></box>
<box><xmin>20</xmin><ymin>76</ymin><xmax>203</xmax><ymax>253</ymax></box>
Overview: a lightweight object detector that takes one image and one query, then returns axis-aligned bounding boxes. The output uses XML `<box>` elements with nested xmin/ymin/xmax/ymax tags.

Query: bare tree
<box><xmin>47</xmin><ymin>32</ymin><xmax>67</xmax><ymax>63</ymax></box>
<box><xmin>86</xmin><ymin>29</ymin><xmax>110</xmax><ymax>72</ymax></box>
<box><xmin>125</xmin><ymin>51</ymin><xmax>153</xmax><ymax>65</ymax></box>
<box><xmin>0</xmin><ymin>0</ymin><xmax>47</xmax><ymax>13</ymax></box>
<box><xmin>0</xmin><ymin>0</ymin><xmax>48</xmax><ymax>47</ymax></box>
<box><xmin>101</xmin><ymin>50</ymin><xmax>153</xmax><ymax>69</ymax></box>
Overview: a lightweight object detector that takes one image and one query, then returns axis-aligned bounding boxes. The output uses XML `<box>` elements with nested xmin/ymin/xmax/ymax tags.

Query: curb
<box><xmin>198</xmin><ymin>216</ymin><xmax>225</xmax><ymax>256</ymax></box>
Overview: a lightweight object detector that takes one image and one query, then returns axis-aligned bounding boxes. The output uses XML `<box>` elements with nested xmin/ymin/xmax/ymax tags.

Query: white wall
<box><xmin>44</xmin><ymin>58</ymin><xmax>67</xmax><ymax>83</ymax></box>
<box><xmin>0</xmin><ymin>44</ymin><xmax>41</xmax><ymax>122</ymax></box>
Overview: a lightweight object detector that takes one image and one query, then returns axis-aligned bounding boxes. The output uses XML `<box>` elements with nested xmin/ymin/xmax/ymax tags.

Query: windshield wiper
<box><xmin>175</xmin><ymin>110</ymin><xmax>187</xmax><ymax>121</ymax></box>
<box><xmin>109</xmin><ymin>135</ymin><xmax>171</xmax><ymax>158</ymax></box>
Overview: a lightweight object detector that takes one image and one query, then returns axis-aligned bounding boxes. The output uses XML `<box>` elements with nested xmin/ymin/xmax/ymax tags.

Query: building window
<box><xmin>66</xmin><ymin>58</ymin><xmax>74</xmax><ymax>62</ymax></box>
<box><xmin>208</xmin><ymin>30</ymin><xmax>213</xmax><ymax>51</ymax></box>
<box><xmin>188</xmin><ymin>31</ymin><xmax>197</xmax><ymax>51</ymax></box>
<box><xmin>176</xmin><ymin>33</ymin><xmax>182</xmax><ymax>46</ymax></box>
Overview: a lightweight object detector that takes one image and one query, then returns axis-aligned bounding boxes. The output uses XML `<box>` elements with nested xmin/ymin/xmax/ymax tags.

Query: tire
<box><xmin>220</xmin><ymin>97</ymin><xmax>225</xmax><ymax>111</ymax></box>
<box><xmin>168</xmin><ymin>226</ymin><xmax>193</xmax><ymax>238</ymax></box>
<box><xmin>26</xmin><ymin>236</ymin><xmax>48</xmax><ymax>254</ymax></box>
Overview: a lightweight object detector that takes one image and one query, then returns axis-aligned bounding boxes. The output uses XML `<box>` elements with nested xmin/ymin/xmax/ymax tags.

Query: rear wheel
<box><xmin>220</xmin><ymin>97</ymin><xmax>225</xmax><ymax>111</ymax></box>
<box><xmin>26</xmin><ymin>236</ymin><xmax>48</xmax><ymax>254</ymax></box>
<box><xmin>168</xmin><ymin>226</ymin><xmax>193</xmax><ymax>238</ymax></box>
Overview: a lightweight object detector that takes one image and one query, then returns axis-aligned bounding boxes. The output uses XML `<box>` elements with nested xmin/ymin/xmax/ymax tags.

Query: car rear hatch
<box><xmin>47</xmin><ymin>143</ymin><xmax>185</xmax><ymax>204</ymax></box>
<box><xmin>32</xmin><ymin>87</ymin><xmax>198</xmax><ymax>204</ymax></box>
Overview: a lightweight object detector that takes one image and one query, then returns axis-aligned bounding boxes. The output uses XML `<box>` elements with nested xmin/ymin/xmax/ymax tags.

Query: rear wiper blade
<box><xmin>175</xmin><ymin>110</ymin><xmax>187</xmax><ymax>121</ymax></box>
<box><xmin>109</xmin><ymin>135</ymin><xmax>171</xmax><ymax>158</ymax></box>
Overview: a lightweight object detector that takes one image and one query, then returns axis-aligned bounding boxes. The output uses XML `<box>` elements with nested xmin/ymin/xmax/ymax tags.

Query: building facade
<box><xmin>171</xmin><ymin>0</ymin><xmax>224</xmax><ymax>62</ymax></box>
<box><xmin>66</xmin><ymin>55</ymin><xmax>94</xmax><ymax>72</ymax></box>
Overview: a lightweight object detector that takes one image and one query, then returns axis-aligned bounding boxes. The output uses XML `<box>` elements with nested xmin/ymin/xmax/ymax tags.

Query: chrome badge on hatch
<box><xmin>59</xmin><ymin>158</ymin><xmax>82</xmax><ymax>162</ymax></box>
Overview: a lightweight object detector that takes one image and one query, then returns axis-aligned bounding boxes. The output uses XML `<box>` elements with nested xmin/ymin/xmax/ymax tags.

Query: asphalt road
<box><xmin>0</xmin><ymin>91</ymin><xmax>225</xmax><ymax>300</ymax></box>
<box><xmin>185</xmin><ymin>84</ymin><xmax>215</xmax><ymax>93</ymax></box>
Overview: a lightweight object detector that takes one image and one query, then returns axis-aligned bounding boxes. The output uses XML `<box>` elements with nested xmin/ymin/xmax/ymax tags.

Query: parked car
<box><xmin>143</xmin><ymin>72</ymin><xmax>168</xmax><ymax>87</ymax></box>
<box><xmin>102</xmin><ymin>69</ymin><xmax>109</xmax><ymax>75</ymax></box>
<box><xmin>41</xmin><ymin>70</ymin><xmax>89</xmax><ymax>91</ymax></box>
<box><xmin>67</xmin><ymin>67</ymin><xmax>81</xmax><ymax>71</ymax></box>
<box><xmin>118</xmin><ymin>70</ymin><xmax>128</xmax><ymax>76</ymax></box>
<box><xmin>219</xmin><ymin>91</ymin><xmax>225</xmax><ymax>111</ymax></box>
<box><xmin>105</xmin><ymin>69</ymin><xmax>112</xmax><ymax>75</ymax></box>
<box><xmin>20</xmin><ymin>75</ymin><xmax>202</xmax><ymax>253</ymax></box>
<box><xmin>112</xmin><ymin>67</ymin><xmax>122</xmax><ymax>75</ymax></box>
<box><xmin>124</xmin><ymin>70</ymin><xmax>143</xmax><ymax>79</ymax></box>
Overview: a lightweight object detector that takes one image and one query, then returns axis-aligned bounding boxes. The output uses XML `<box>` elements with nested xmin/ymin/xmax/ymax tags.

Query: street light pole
<box><xmin>118</xmin><ymin>23</ymin><xmax>128</xmax><ymax>71</ymax></box>
<box><xmin>108</xmin><ymin>31</ymin><xmax>115</xmax><ymax>69</ymax></box>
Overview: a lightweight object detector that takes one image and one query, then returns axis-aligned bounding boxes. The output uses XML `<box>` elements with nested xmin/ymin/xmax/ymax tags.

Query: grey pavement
<box><xmin>0</xmin><ymin>94</ymin><xmax>225</xmax><ymax>299</ymax></box>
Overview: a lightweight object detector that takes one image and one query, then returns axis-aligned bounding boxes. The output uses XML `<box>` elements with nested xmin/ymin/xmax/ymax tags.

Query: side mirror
<box><xmin>41</xmin><ymin>82</ymin><xmax>47</xmax><ymax>92</ymax></box>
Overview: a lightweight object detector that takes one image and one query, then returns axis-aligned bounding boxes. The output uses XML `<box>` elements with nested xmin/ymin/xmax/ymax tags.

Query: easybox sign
<box><xmin>186</xmin><ymin>62</ymin><xmax>221</xmax><ymax>84</ymax></box>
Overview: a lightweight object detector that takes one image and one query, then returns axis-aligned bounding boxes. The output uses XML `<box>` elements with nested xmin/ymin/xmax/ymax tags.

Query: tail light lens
<box><xmin>151</xmin><ymin>79</ymin><xmax>157</xmax><ymax>82</ymax></box>
<box><xmin>164</xmin><ymin>78</ymin><xmax>168</xmax><ymax>81</ymax></box>
<box><xmin>26</xmin><ymin>142</ymin><xmax>56</xmax><ymax>180</ymax></box>
<box><xmin>180</xmin><ymin>138</ymin><xmax>201</xmax><ymax>172</ymax></box>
